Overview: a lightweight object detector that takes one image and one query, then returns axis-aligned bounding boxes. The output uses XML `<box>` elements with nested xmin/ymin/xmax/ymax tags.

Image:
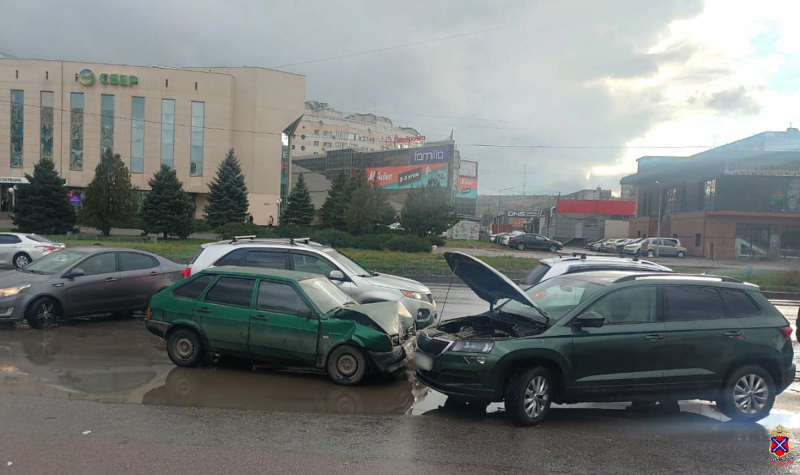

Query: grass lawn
<box><xmin>48</xmin><ymin>235</ymin><xmax>215</xmax><ymax>264</ymax></box>
<box><xmin>442</xmin><ymin>239</ymin><xmax>500</xmax><ymax>249</ymax></box>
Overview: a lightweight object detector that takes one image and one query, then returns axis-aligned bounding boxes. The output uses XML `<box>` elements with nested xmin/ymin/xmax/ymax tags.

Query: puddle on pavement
<box><xmin>2</xmin><ymin>319</ymin><xmax>800</xmax><ymax>429</ymax></box>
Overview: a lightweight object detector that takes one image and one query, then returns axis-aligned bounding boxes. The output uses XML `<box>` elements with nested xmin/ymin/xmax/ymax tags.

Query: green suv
<box><xmin>145</xmin><ymin>266</ymin><xmax>415</xmax><ymax>385</ymax></box>
<box><xmin>415</xmin><ymin>252</ymin><xmax>795</xmax><ymax>425</ymax></box>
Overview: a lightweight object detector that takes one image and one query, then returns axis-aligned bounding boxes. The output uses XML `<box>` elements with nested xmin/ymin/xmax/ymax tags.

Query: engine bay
<box><xmin>434</xmin><ymin>314</ymin><xmax>542</xmax><ymax>340</ymax></box>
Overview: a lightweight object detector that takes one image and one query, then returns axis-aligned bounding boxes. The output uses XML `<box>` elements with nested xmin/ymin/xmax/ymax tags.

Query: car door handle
<box><xmin>149</xmin><ymin>272</ymin><xmax>159</xmax><ymax>276</ymax></box>
<box><xmin>104</xmin><ymin>277</ymin><xmax>117</xmax><ymax>282</ymax></box>
<box><xmin>252</xmin><ymin>314</ymin><xmax>269</xmax><ymax>321</ymax></box>
<box><xmin>195</xmin><ymin>307</ymin><xmax>210</xmax><ymax>313</ymax></box>
<box><xmin>645</xmin><ymin>334</ymin><xmax>664</xmax><ymax>341</ymax></box>
<box><xmin>724</xmin><ymin>331</ymin><xmax>742</xmax><ymax>338</ymax></box>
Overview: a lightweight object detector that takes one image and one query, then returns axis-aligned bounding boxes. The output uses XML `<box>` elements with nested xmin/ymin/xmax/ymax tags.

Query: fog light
<box><xmin>416</xmin><ymin>309</ymin><xmax>430</xmax><ymax>321</ymax></box>
<box><xmin>0</xmin><ymin>307</ymin><xmax>14</xmax><ymax>317</ymax></box>
<box><xmin>464</xmin><ymin>356</ymin><xmax>486</xmax><ymax>365</ymax></box>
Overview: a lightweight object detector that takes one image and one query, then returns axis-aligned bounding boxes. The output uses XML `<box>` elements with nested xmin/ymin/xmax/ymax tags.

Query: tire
<box><xmin>516</xmin><ymin>243</ymin><xmax>526</xmax><ymax>251</ymax></box>
<box><xmin>677</xmin><ymin>251</ymin><xmax>686</xmax><ymax>258</ymax></box>
<box><xmin>647</xmin><ymin>250</ymin><xmax>655</xmax><ymax>257</ymax></box>
<box><xmin>166</xmin><ymin>328</ymin><xmax>205</xmax><ymax>367</ymax></box>
<box><xmin>327</xmin><ymin>345</ymin><xmax>367</xmax><ymax>385</ymax></box>
<box><xmin>13</xmin><ymin>253</ymin><xmax>31</xmax><ymax>268</ymax></box>
<box><xmin>505</xmin><ymin>366</ymin><xmax>554</xmax><ymax>426</ymax></box>
<box><xmin>25</xmin><ymin>297</ymin><xmax>60</xmax><ymax>329</ymax></box>
<box><xmin>717</xmin><ymin>365</ymin><xmax>775</xmax><ymax>422</ymax></box>
<box><xmin>549</xmin><ymin>244</ymin><xmax>558</xmax><ymax>253</ymax></box>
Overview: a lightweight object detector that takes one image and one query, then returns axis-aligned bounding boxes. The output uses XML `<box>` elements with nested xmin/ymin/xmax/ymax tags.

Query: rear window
<box><xmin>522</xmin><ymin>263</ymin><xmax>551</xmax><ymax>285</ymax></box>
<box><xmin>173</xmin><ymin>274</ymin><xmax>215</xmax><ymax>300</ymax></box>
<box><xmin>214</xmin><ymin>248</ymin><xmax>247</xmax><ymax>266</ymax></box>
<box><xmin>26</xmin><ymin>235</ymin><xmax>53</xmax><ymax>243</ymax></box>
<box><xmin>719</xmin><ymin>288</ymin><xmax>760</xmax><ymax>317</ymax></box>
<box><xmin>662</xmin><ymin>286</ymin><xmax>729</xmax><ymax>321</ymax></box>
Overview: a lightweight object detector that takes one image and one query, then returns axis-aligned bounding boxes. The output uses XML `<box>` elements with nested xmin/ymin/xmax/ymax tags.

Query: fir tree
<box><xmin>319</xmin><ymin>172</ymin><xmax>353</xmax><ymax>230</ymax></box>
<box><xmin>12</xmin><ymin>157</ymin><xmax>76</xmax><ymax>234</ymax></box>
<box><xmin>344</xmin><ymin>176</ymin><xmax>376</xmax><ymax>235</ymax></box>
<box><xmin>140</xmin><ymin>165</ymin><xmax>196</xmax><ymax>238</ymax></box>
<box><xmin>204</xmin><ymin>149</ymin><xmax>249</xmax><ymax>229</ymax></box>
<box><xmin>280</xmin><ymin>173</ymin><xmax>315</xmax><ymax>226</ymax></box>
<box><xmin>400</xmin><ymin>178</ymin><xmax>457</xmax><ymax>237</ymax></box>
<box><xmin>371</xmin><ymin>175</ymin><xmax>397</xmax><ymax>225</ymax></box>
<box><xmin>80</xmin><ymin>149</ymin><xmax>137</xmax><ymax>236</ymax></box>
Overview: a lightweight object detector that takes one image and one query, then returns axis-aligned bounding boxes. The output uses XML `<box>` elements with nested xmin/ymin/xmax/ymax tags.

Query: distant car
<box><xmin>638</xmin><ymin>238</ymin><xmax>687</xmax><ymax>258</ymax></box>
<box><xmin>584</xmin><ymin>239</ymin><xmax>603</xmax><ymax>250</ymax></box>
<box><xmin>0</xmin><ymin>247</ymin><xmax>184</xmax><ymax>329</ymax></box>
<box><xmin>146</xmin><ymin>267</ymin><xmax>415</xmax><ymax>385</ymax></box>
<box><xmin>0</xmin><ymin>233</ymin><xmax>65</xmax><ymax>268</ymax></box>
<box><xmin>507</xmin><ymin>233</ymin><xmax>563</xmax><ymax>252</ymax></box>
<box><xmin>622</xmin><ymin>238</ymin><xmax>648</xmax><ymax>255</ymax></box>
<box><xmin>387</xmin><ymin>222</ymin><xmax>404</xmax><ymax>231</ymax></box>
<box><xmin>499</xmin><ymin>232</ymin><xmax>524</xmax><ymax>246</ymax></box>
<box><xmin>520</xmin><ymin>254</ymin><xmax>672</xmax><ymax>286</ymax></box>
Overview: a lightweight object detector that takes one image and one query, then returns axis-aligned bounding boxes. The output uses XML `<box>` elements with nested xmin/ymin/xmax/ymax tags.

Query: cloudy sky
<box><xmin>3</xmin><ymin>0</ymin><xmax>799</xmax><ymax>196</ymax></box>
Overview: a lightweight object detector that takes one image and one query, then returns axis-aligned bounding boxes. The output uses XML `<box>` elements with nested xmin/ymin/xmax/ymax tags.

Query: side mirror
<box><xmin>65</xmin><ymin>268</ymin><xmax>85</xmax><ymax>279</ymax></box>
<box><xmin>574</xmin><ymin>311</ymin><xmax>605</xmax><ymax>328</ymax></box>
<box><xmin>329</xmin><ymin>270</ymin><xmax>345</xmax><ymax>281</ymax></box>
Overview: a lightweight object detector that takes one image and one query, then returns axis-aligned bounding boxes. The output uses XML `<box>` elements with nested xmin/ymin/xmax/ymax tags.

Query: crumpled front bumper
<box><xmin>368</xmin><ymin>340</ymin><xmax>414</xmax><ymax>374</ymax></box>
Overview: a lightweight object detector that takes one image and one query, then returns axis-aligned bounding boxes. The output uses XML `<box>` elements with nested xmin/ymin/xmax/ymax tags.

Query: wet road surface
<box><xmin>0</xmin><ymin>290</ymin><xmax>799</xmax><ymax>473</ymax></box>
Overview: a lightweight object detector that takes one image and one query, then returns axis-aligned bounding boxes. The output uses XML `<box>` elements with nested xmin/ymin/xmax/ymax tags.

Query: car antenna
<box><xmin>438</xmin><ymin>262</ymin><xmax>459</xmax><ymax>322</ymax></box>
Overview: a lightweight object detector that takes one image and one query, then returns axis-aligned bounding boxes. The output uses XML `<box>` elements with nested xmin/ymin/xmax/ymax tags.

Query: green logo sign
<box><xmin>79</xmin><ymin>69</ymin><xmax>138</xmax><ymax>86</ymax></box>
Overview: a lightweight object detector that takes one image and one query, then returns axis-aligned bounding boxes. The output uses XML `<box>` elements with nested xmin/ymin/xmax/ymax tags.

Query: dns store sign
<box><xmin>78</xmin><ymin>68</ymin><xmax>139</xmax><ymax>87</ymax></box>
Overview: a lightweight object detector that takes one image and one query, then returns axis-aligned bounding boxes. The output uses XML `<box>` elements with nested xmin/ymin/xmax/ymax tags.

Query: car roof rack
<box><xmin>230</xmin><ymin>235</ymin><xmax>256</xmax><ymax>243</ymax></box>
<box><xmin>227</xmin><ymin>236</ymin><xmax>318</xmax><ymax>246</ymax></box>
<box><xmin>614</xmin><ymin>273</ymin><xmax>743</xmax><ymax>284</ymax></box>
<box><xmin>571</xmin><ymin>252</ymin><xmax>587</xmax><ymax>260</ymax></box>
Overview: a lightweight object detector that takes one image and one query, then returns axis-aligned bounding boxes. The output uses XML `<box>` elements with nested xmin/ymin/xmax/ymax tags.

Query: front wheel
<box><xmin>25</xmin><ymin>297</ymin><xmax>60</xmax><ymax>329</ymax></box>
<box><xmin>13</xmin><ymin>253</ymin><xmax>31</xmax><ymax>268</ymax></box>
<box><xmin>167</xmin><ymin>328</ymin><xmax>205</xmax><ymax>367</ymax></box>
<box><xmin>327</xmin><ymin>345</ymin><xmax>367</xmax><ymax>385</ymax></box>
<box><xmin>677</xmin><ymin>251</ymin><xmax>686</xmax><ymax>258</ymax></box>
<box><xmin>549</xmin><ymin>244</ymin><xmax>558</xmax><ymax>253</ymax></box>
<box><xmin>505</xmin><ymin>366</ymin><xmax>554</xmax><ymax>426</ymax></box>
<box><xmin>516</xmin><ymin>243</ymin><xmax>526</xmax><ymax>251</ymax></box>
<box><xmin>717</xmin><ymin>365</ymin><xmax>775</xmax><ymax>422</ymax></box>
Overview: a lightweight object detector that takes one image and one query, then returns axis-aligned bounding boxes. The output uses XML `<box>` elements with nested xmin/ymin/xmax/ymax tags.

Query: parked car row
<box><xmin>585</xmin><ymin>237</ymin><xmax>688</xmax><ymax>258</ymax></box>
<box><xmin>491</xmin><ymin>232</ymin><xmax>563</xmax><ymax>252</ymax></box>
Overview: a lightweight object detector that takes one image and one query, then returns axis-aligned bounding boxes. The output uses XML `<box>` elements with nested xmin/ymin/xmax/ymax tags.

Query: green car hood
<box><xmin>335</xmin><ymin>301</ymin><xmax>413</xmax><ymax>336</ymax></box>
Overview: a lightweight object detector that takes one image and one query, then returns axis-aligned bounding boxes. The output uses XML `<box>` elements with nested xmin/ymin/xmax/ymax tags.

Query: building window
<box><xmin>70</xmin><ymin>93</ymin><xmax>84</xmax><ymax>170</ymax></box>
<box><xmin>190</xmin><ymin>101</ymin><xmax>204</xmax><ymax>176</ymax></box>
<box><xmin>701</xmin><ymin>179</ymin><xmax>716</xmax><ymax>211</ymax></box>
<box><xmin>664</xmin><ymin>188</ymin><xmax>677</xmax><ymax>216</ymax></box>
<box><xmin>300</xmin><ymin>146</ymin><xmax>305</xmax><ymax>151</ymax></box>
<box><xmin>323</xmin><ymin>142</ymin><xmax>332</xmax><ymax>148</ymax></box>
<box><xmin>161</xmin><ymin>99</ymin><xmax>175</xmax><ymax>168</ymax></box>
<box><xmin>130</xmin><ymin>97</ymin><xmax>145</xmax><ymax>173</ymax></box>
<box><xmin>291</xmin><ymin>145</ymin><xmax>296</xmax><ymax>150</ymax></box>
<box><xmin>322</xmin><ymin>131</ymin><xmax>332</xmax><ymax>138</ymax></box>
<box><xmin>695</xmin><ymin>233</ymin><xmax>702</xmax><ymax>247</ymax></box>
<box><xmin>300</xmin><ymin>134</ymin><xmax>306</xmax><ymax>140</ymax></box>
<box><xmin>637</xmin><ymin>230</ymin><xmax>642</xmax><ymax>238</ymax></box>
<box><xmin>313</xmin><ymin>130</ymin><xmax>319</xmax><ymax>136</ymax></box>
<box><xmin>313</xmin><ymin>141</ymin><xmax>319</xmax><ymax>146</ymax></box>
<box><xmin>100</xmin><ymin>94</ymin><xmax>114</xmax><ymax>156</ymax></box>
<box><xmin>10</xmin><ymin>90</ymin><xmax>23</xmax><ymax>168</ymax></box>
<box><xmin>40</xmin><ymin>91</ymin><xmax>54</xmax><ymax>161</ymax></box>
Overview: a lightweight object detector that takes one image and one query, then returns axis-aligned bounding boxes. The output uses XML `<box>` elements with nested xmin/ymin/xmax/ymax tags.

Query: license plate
<box><xmin>414</xmin><ymin>353</ymin><xmax>433</xmax><ymax>371</ymax></box>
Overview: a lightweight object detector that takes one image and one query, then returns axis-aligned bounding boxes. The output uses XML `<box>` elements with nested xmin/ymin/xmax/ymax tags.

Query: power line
<box><xmin>273</xmin><ymin>27</ymin><xmax>500</xmax><ymax>69</ymax></box>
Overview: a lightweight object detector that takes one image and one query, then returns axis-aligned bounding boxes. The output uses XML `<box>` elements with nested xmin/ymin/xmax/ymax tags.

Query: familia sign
<box><xmin>79</xmin><ymin>69</ymin><xmax>139</xmax><ymax>87</ymax></box>
<box><xmin>366</xmin><ymin>163</ymin><xmax>449</xmax><ymax>189</ymax></box>
<box><xmin>409</xmin><ymin>145</ymin><xmax>452</xmax><ymax>165</ymax></box>
<box><xmin>725</xmin><ymin>159</ymin><xmax>800</xmax><ymax>177</ymax></box>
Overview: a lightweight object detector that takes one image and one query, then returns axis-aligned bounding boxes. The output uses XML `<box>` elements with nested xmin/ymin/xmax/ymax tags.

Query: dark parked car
<box><xmin>414</xmin><ymin>252</ymin><xmax>794</xmax><ymax>426</ymax></box>
<box><xmin>508</xmin><ymin>233</ymin><xmax>562</xmax><ymax>252</ymax></box>
<box><xmin>0</xmin><ymin>247</ymin><xmax>184</xmax><ymax>329</ymax></box>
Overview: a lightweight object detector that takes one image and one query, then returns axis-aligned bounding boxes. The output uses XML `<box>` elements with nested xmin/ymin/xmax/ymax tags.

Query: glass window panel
<box><xmin>40</xmin><ymin>92</ymin><xmax>54</xmax><ymax>161</ymax></box>
<box><xmin>70</xmin><ymin>93</ymin><xmax>84</xmax><ymax>170</ymax></box>
<box><xmin>173</xmin><ymin>275</ymin><xmax>215</xmax><ymax>300</ymax></box>
<box><xmin>663</xmin><ymin>286</ymin><xmax>728</xmax><ymax>321</ymax></box>
<box><xmin>130</xmin><ymin>97</ymin><xmax>145</xmax><ymax>174</ymax></box>
<box><xmin>256</xmin><ymin>281</ymin><xmax>312</xmax><ymax>315</ymax></box>
<box><xmin>586</xmin><ymin>287</ymin><xmax>657</xmax><ymax>324</ymax></box>
<box><xmin>161</xmin><ymin>99</ymin><xmax>175</xmax><ymax>168</ymax></box>
<box><xmin>190</xmin><ymin>102</ymin><xmax>204</xmax><ymax>176</ymax></box>
<box><xmin>204</xmin><ymin>277</ymin><xmax>255</xmax><ymax>308</ymax></box>
<box><xmin>100</xmin><ymin>95</ymin><xmax>114</xmax><ymax>156</ymax></box>
<box><xmin>10</xmin><ymin>90</ymin><xmax>24</xmax><ymax>168</ymax></box>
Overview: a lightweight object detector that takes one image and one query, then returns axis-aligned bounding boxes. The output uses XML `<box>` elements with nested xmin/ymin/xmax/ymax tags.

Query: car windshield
<box><xmin>500</xmin><ymin>275</ymin><xmax>607</xmax><ymax>322</ymax></box>
<box><xmin>22</xmin><ymin>249</ymin><xmax>87</xmax><ymax>274</ymax></box>
<box><xmin>298</xmin><ymin>277</ymin><xmax>356</xmax><ymax>314</ymax></box>
<box><xmin>324</xmin><ymin>249</ymin><xmax>370</xmax><ymax>277</ymax></box>
<box><xmin>26</xmin><ymin>234</ymin><xmax>54</xmax><ymax>243</ymax></box>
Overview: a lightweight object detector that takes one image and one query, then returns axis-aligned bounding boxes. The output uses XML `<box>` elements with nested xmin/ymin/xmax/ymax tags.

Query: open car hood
<box><xmin>444</xmin><ymin>251</ymin><xmax>539</xmax><ymax>309</ymax></box>
<box><xmin>334</xmin><ymin>301</ymin><xmax>413</xmax><ymax>336</ymax></box>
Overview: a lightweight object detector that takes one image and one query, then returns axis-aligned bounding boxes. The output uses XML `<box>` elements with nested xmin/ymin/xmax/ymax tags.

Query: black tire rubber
<box><xmin>504</xmin><ymin>366</ymin><xmax>554</xmax><ymax>426</ymax></box>
<box><xmin>647</xmin><ymin>250</ymin><xmax>655</xmax><ymax>257</ymax></box>
<box><xmin>166</xmin><ymin>328</ymin><xmax>205</xmax><ymax>367</ymax></box>
<box><xmin>13</xmin><ymin>253</ymin><xmax>31</xmax><ymax>269</ymax></box>
<box><xmin>717</xmin><ymin>365</ymin><xmax>775</xmax><ymax>422</ymax></box>
<box><xmin>25</xmin><ymin>297</ymin><xmax>60</xmax><ymax>329</ymax></box>
<box><xmin>517</xmin><ymin>243</ymin><xmax>526</xmax><ymax>251</ymax></box>
<box><xmin>677</xmin><ymin>251</ymin><xmax>686</xmax><ymax>258</ymax></box>
<box><xmin>549</xmin><ymin>244</ymin><xmax>558</xmax><ymax>253</ymax></box>
<box><xmin>327</xmin><ymin>345</ymin><xmax>368</xmax><ymax>385</ymax></box>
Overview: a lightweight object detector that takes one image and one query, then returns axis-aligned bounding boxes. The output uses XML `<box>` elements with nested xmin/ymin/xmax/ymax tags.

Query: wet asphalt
<box><xmin>0</xmin><ymin>288</ymin><xmax>799</xmax><ymax>473</ymax></box>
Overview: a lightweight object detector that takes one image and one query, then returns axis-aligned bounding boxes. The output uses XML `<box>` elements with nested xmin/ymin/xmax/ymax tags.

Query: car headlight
<box><xmin>449</xmin><ymin>340</ymin><xmax>494</xmax><ymax>353</ymax></box>
<box><xmin>0</xmin><ymin>284</ymin><xmax>30</xmax><ymax>297</ymax></box>
<box><xmin>401</xmin><ymin>290</ymin><xmax>425</xmax><ymax>301</ymax></box>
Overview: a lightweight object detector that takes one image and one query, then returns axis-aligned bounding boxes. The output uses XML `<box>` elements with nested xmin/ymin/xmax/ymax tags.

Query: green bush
<box><xmin>193</xmin><ymin>219</ymin><xmax>213</xmax><ymax>233</ymax></box>
<box><xmin>214</xmin><ymin>222</ymin><xmax>264</xmax><ymax>239</ymax></box>
<box><xmin>385</xmin><ymin>236</ymin><xmax>433</xmax><ymax>253</ymax></box>
<box><xmin>354</xmin><ymin>234</ymin><xmax>386</xmax><ymax>250</ymax></box>
<box><xmin>311</xmin><ymin>229</ymin><xmax>354</xmax><ymax>248</ymax></box>
<box><xmin>427</xmin><ymin>235</ymin><xmax>446</xmax><ymax>247</ymax></box>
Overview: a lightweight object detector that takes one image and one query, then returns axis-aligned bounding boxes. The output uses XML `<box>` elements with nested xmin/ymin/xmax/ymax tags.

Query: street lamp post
<box><xmin>655</xmin><ymin>180</ymin><xmax>663</xmax><ymax>257</ymax></box>
<box><xmin>497</xmin><ymin>187</ymin><xmax>515</xmax><ymax>233</ymax></box>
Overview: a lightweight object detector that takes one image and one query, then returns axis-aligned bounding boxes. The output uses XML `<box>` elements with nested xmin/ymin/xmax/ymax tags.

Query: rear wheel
<box><xmin>505</xmin><ymin>366</ymin><xmax>554</xmax><ymax>426</ymax></box>
<box><xmin>549</xmin><ymin>244</ymin><xmax>558</xmax><ymax>253</ymax></box>
<box><xmin>516</xmin><ymin>243</ymin><xmax>526</xmax><ymax>251</ymax></box>
<box><xmin>677</xmin><ymin>251</ymin><xmax>686</xmax><ymax>258</ymax></box>
<box><xmin>13</xmin><ymin>253</ymin><xmax>31</xmax><ymax>268</ymax></box>
<box><xmin>167</xmin><ymin>328</ymin><xmax>205</xmax><ymax>367</ymax></box>
<box><xmin>717</xmin><ymin>365</ymin><xmax>775</xmax><ymax>422</ymax></box>
<box><xmin>25</xmin><ymin>297</ymin><xmax>60</xmax><ymax>329</ymax></box>
<box><xmin>327</xmin><ymin>345</ymin><xmax>367</xmax><ymax>385</ymax></box>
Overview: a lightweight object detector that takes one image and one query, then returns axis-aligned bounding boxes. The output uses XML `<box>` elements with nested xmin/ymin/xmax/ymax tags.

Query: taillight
<box><xmin>780</xmin><ymin>327</ymin><xmax>792</xmax><ymax>342</ymax></box>
<box><xmin>182</xmin><ymin>267</ymin><xmax>191</xmax><ymax>278</ymax></box>
<box><xmin>145</xmin><ymin>308</ymin><xmax>152</xmax><ymax>320</ymax></box>
<box><xmin>35</xmin><ymin>245</ymin><xmax>56</xmax><ymax>251</ymax></box>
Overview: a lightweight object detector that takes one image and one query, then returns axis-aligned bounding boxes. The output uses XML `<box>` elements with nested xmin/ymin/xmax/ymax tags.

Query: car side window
<box><xmin>257</xmin><ymin>280</ymin><xmax>313</xmax><ymax>316</ymax></box>
<box><xmin>292</xmin><ymin>254</ymin><xmax>336</xmax><ymax>276</ymax></box>
<box><xmin>662</xmin><ymin>286</ymin><xmax>729</xmax><ymax>321</ymax></box>
<box><xmin>535</xmin><ymin>235</ymin><xmax>546</xmax><ymax>242</ymax></box>
<box><xmin>662</xmin><ymin>240</ymin><xmax>676</xmax><ymax>247</ymax></box>
<box><xmin>79</xmin><ymin>253</ymin><xmax>117</xmax><ymax>276</ymax></box>
<box><xmin>0</xmin><ymin>234</ymin><xmax>21</xmax><ymax>244</ymax></box>
<box><xmin>214</xmin><ymin>248</ymin><xmax>248</xmax><ymax>266</ymax></box>
<box><xmin>173</xmin><ymin>275</ymin><xmax>215</xmax><ymax>300</ymax></box>
<box><xmin>203</xmin><ymin>277</ymin><xmax>255</xmax><ymax>308</ymax></box>
<box><xmin>119</xmin><ymin>252</ymin><xmax>159</xmax><ymax>271</ymax></box>
<box><xmin>718</xmin><ymin>288</ymin><xmax>760</xmax><ymax>317</ymax></box>
<box><xmin>585</xmin><ymin>287</ymin><xmax>656</xmax><ymax>324</ymax></box>
<box><xmin>242</xmin><ymin>250</ymin><xmax>287</xmax><ymax>269</ymax></box>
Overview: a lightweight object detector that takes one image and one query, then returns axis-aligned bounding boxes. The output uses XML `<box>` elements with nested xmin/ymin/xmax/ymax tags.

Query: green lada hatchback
<box><xmin>415</xmin><ymin>252</ymin><xmax>795</xmax><ymax>426</ymax></box>
<box><xmin>145</xmin><ymin>266</ymin><xmax>415</xmax><ymax>385</ymax></box>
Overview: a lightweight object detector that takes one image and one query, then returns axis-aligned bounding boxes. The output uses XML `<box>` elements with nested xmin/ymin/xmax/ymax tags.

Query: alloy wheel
<box><xmin>734</xmin><ymin>374</ymin><xmax>768</xmax><ymax>415</ymax></box>
<box><xmin>524</xmin><ymin>376</ymin><xmax>549</xmax><ymax>419</ymax></box>
<box><xmin>37</xmin><ymin>302</ymin><xmax>56</xmax><ymax>326</ymax></box>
